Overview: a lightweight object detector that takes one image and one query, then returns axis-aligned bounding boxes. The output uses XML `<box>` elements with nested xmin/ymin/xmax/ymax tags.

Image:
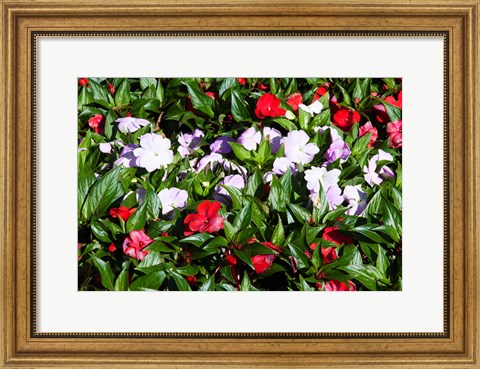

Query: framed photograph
<box><xmin>1</xmin><ymin>1</ymin><xmax>478</xmax><ymax>368</ymax></box>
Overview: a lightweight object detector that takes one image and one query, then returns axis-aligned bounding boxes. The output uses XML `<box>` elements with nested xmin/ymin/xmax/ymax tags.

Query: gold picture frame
<box><xmin>1</xmin><ymin>0</ymin><xmax>478</xmax><ymax>367</ymax></box>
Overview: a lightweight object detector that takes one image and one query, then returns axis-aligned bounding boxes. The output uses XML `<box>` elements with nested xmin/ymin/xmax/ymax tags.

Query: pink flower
<box><xmin>88</xmin><ymin>114</ymin><xmax>105</xmax><ymax>135</ymax></box>
<box><xmin>122</xmin><ymin>230</ymin><xmax>153</xmax><ymax>261</ymax></box>
<box><xmin>358</xmin><ymin>122</ymin><xmax>378</xmax><ymax>147</ymax></box>
<box><xmin>386</xmin><ymin>120</ymin><xmax>402</xmax><ymax>148</ymax></box>
<box><xmin>324</xmin><ymin>280</ymin><xmax>356</xmax><ymax>291</ymax></box>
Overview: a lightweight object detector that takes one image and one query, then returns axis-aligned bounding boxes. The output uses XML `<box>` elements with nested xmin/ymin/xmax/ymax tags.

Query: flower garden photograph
<box><xmin>77</xmin><ymin>77</ymin><xmax>403</xmax><ymax>291</ymax></box>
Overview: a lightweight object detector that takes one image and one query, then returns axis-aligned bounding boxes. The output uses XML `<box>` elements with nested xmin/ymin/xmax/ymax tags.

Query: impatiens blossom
<box><xmin>325</xmin><ymin>139</ymin><xmax>351</xmax><ymax>164</ymax></box>
<box><xmin>254</xmin><ymin>93</ymin><xmax>286</xmax><ymax>119</ymax></box>
<box><xmin>386</xmin><ymin>120</ymin><xmax>402</xmax><ymax>148</ymax></box>
<box><xmin>210</xmin><ymin>136</ymin><xmax>234</xmax><ymax>154</ymax></box>
<box><xmin>251</xmin><ymin>254</ymin><xmax>275</xmax><ymax>274</ymax></box>
<box><xmin>222</xmin><ymin>159</ymin><xmax>248</xmax><ymax>177</ymax></box>
<box><xmin>158</xmin><ymin>187</ymin><xmax>188</xmax><ymax>215</ymax></box>
<box><xmin>304</xmin><ymin>167</ymin><xmax>341</xmax><ymax>194</ymax></box>
<box><xmin>316</xmin><ymin>126</ymin><xmax>342</xmax><ymax>143</ymax></box>
<box><xmin>359</xmin><ymin>122</ymin><xmax>378</xmax><ymax>147</ymax></box>
<box><xmin>326</xmin><ymin>185</ymin><xmax>344</xmax><ymax>210</ymax></box>
<box><xmin>272</xmin><ymin>157</ymin><xmax>297</xmax><ymax>176</ymax></box>
<box><xmin>332</xmin><ymin>108</ymin><xmax>361</xmax><ymax>132</ymax></box>
<box><xmin>133</xmin><ymin>133</ymin><xmax>174</xmax><ymax>172</ymax></box>
<box><xmin>237</xmin><ymin>127</ymin><xmax>261</xmax><ymax>151</ymax></box>
<box><xmin>385</xmin><ymin>90</ymin><xmax>402</xmax><ymax>109</ymax></box>
<box><xmin>343</xmin><ymin>185</ymin><xmax>367</xmax><ymax>216</ymax></box>
<box><xmin>178</xmin><ymin>129</ymin><xmax>204</xmax><ymax>157</ymax></box>
<box><xmin>122</xmin><ymin>230</ymin><xmax>153</xmax><ymax>261</ymax></box>
<box><xmin>110</xmin><ymin>206</ymin><xmax>136</xmax><ymax>221</ymax></box>
<box><xmin>283</xmin><ymin>130</ymin><xmax>319</xmax><ymax>164</ymax></box>
<box><xmin>324</xmin><ymin>280</ymin><xmax>356</xmax><ymax>291</ymax></box>
<box><xmin>99</xmin><ymin>142</ymin><xmax>114</xmax><ymax>154</ymax></box>
<box><xmin>310</xmin><ymin>243</ymin><xmax>338</xmax><ymax>265</ymax></box>
<box><xmin>214</xmin><ymin>174</ymin><xmax>245</xmax><ymax>202</ymax></box>
<box><xmin>196</xmin><ymin>153</ymin><xmax>223</xmax><ymax>171</ymax></box>
<box><xmin>263</xmin><ymin>127</ymin><xmax>283</xmax><ymax>153</ymax></box>
<box><xmin>184</xmin><ymin>200</ymin><xmax>224</xmax><ymax>235</ymax></box>
<box><xmin>88</xmin><ymin>114</ymin><xmax>105</xmax><ymax>135</ymax></box>
<box><xmin>114</xmin><ymin>144</ymin><xmax>139</xmax><ymax>168</ymax></box>
<box><xmin>322</xmin><ymin>226</ymin><xmax>354</xmax><ymax>245</ymax></box>
<box><xmin>298</xmin><ymin>100</ymin><xmax>323</xmax><ymax>117</ymax></box>
<box><xmin>363</xmin><ymin>157</ymin><xmax>383</xmax><ymax>187</ymax></box>
<box><xmin>286</xmin><ymin>92</ymin><xmax>303</xmax><ymax>111</ymax></box>
<box><xmin>115</xmin><ymin>116</ymin><xmax>150</xmax><ymax>133</ymax></box>
<box><xmin>312</xmin><ymin>86</ymin><xmax>328</xmax><ymax>102</ymax></box>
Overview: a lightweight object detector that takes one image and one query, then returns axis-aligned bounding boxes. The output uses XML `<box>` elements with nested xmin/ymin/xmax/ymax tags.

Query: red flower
<box><xmin>251</xmin><ymin>254</ymin><xmax>275</xmax><ymax>274</ymax></box>
<box><xmin>88</xmin><ymin>114</ymin><xmax>105</xmax><ymax>135</ymax></box>
<box><xmin>386</xmin><ymin>120</ymin><xmax>402</xmax><ymax>148</ymax></box>
<box><xmin>259</xmin><ymin>241</ymin><xmax>281</xmax><ymax>253</ymax></box>
<box><xmin>108</xmin><ymin>243</ymin><xmax>116</xmax><ymax>253</ymax></box>
<box><xmin>122</xmin><ymin>230</ymin><xmax>153</xmax><ymax>261</ymax></box>
<box><xmin>322</xmin><ymin>226</ymin><xmax>354</xmax><ymax>245</ymax></box>
<box><xmin>108</xmin><ymin>83</ymin><xmax>115</xmax><ymax>94</ymax></box>
<box><xmin>257</xmin><ymin>83</ymin><xmax>268</xmax><ymax>91</ymax></box>
<box><xmin>184</xmin><ymin>200</ymin><xmax>224</xmax><ymax>235</ymax></box>
<box><xmin>332</xmin><ymin>108</ymin><xmax>361</xmax><ymax>132</ymax></box>
<box><xmin>237</xmin><ymin>78</ymin><xmax>246</xmax><ymax>85</ymax></box>
<box><xmin>309</xmin><ymin>243</ymin><xmax>338</xmax><ymax>264</ymax></box>
<box><xmin>225</xmin><ymin>254</ymin><xmax>237</xmax><ymax>266</ymax></box>
<box><xmin>324</xmin><ymin>280</ymin><xmax>356</xmax><ymax>291</ymax></box>
<box><xmin>78</xmin><ymin>78</ymin><xmax>89</xmax><ymax>87</ymax></box>
<box><xmin>385</xmin><ymin>90</ymin><xmax>402</xmax><ymax>109</ymax></box>
<box><xmin>358</xmin><ymin>121</ymin><xmax>379</xmax><ymax>147</ymax></box>
<box><xmin>255</xmin><ymin>93</ymin><xmax>286</xmax><ymax>119</ymax></box>
<box><xmin>312</xmin><ymin>86</ymin><xmax>328</xmax><ymax>102</ymax></box>
<box><xmin>371</xmin><ymin>104</ymin><xmax>390</xmax><ymax>123</ymax></box>
<box><xmin>286</xmin><ymin>92</ymin><xmax>303</xmax><ymax>112</ymax></box>
<box><xmin>109</xmin><ymin>206</ymin><xmax>136</xmax><ymax>222</ymax></box>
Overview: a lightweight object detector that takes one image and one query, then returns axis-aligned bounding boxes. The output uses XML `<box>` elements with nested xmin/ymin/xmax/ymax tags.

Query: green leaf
<box><xmin>279</xmin><ymin>169</ymin><xmax>292</xmax><ymax>199</ymax></box>
<box><xmin>271</xmin><ymin>216</ymin><xmax>285</xmax><ymax>246</ymax></box>
<box><xmin>180</xmin><ymin>233</ymin><xmax>215</xmax><ymax>247</ymax></box>
<box><xmin>129</xmin><ymin>271</ymin><xmax>166</xmax><ymax>291</ymax></box>
<box><xmin>170</xmin><ymin>271</ymin><xmax>192</xmax><ymax>291</ymax></box>
<box><xmin>240</xmin><ymin>271</ymin><xmax>252</xmax><ymax>291</ymax></box>
<box><xmin>349</xmin><ymin>225</ymin><xmax>386</xmax><ymax>244</ymax></box>
<box><xmin>156</xmin><ymin>80</ymin><xmax>165</xmax><ymax>105</ymax></box>
<box><xmin>91</xmin><ymin>220</ymin><xmax>111</xmax><ymax>242</ymax></box>
<box><xmin>268</xmin><ymin>175</ymin><xmax>287</xmax><ymax>211</ymax></box>
<box><xmin>126</xmin><ymin>200</ymin><xmax>148</xmax><ymax>232</ymax></box>
<box><xmin>146</xmin><ymin>240</ymin><xmax>175</xmax><ymax>253</ymax></box>
<box><xmin>234</xmin><ymin>248</ymin><xmax>253</xmax><ymax>269</ymax></box>
<box><xmin>88</xmin><ymin>79</ymin><xmax>109</xmax><ymax>102</ymax></box>
<box><xmin>91</xmin><ymin>255</ymin><xmax>115</xmax><ymax>291</ymax></box>
<box><xmin>273</xmin><ymin>117</ymin><xmax>297</xmax><ymax>131</ymax></box>
<box><xmin>287</xmin><ymin>203</ymin><xmax>311</xmax><ymax>223</ymax></box>
<box><xmin>287</xmin><ymin>242</ymin><xmax>310</xmax><ymax>270</ymax></box>
<box><xmin>257</xmin><ymin>140</ymin><xmax>271</xmax><ymax>164</ymax></box>
<box><xmin>233</xmin><ymin>200</ymin><xmax>252</xmax><ymax>231</ymax></box>
<box><xmin>229</xmin><ymin>142</ymin><xmax>253</xmax><ymax>162</ymax></box>
<box><xmin>78</xmin><ymin>170</ymin><xmax>95</xmax><ymax>219</ymax></box>
<box><xmin>353</xmin><ymin>78</ymin><xmax>371</xmax><ymax>100</ymax></box>
<box><xmin>186</xmin><ymin>83</ymin><xmax>214</xmax><ymax>118</ymax></box>
<box><xmin>219</xmin><ymin>77</ymin><xmax>238</xmax><ymax>97</ymax></box>
<box><xmin>246</xmin><ymin>169</ymin><xmax>263</xmax><ymax>196</ymax></box>
<box><xmin>340</xmin><ymin>264</ymin><xmax>384</xmax><ymax>291</ymax></box>
<box><xmin>139</xmin><ymin>77</ymin><xmax>157</xmax><ymax>90</ymax></box>
<box><xmin>221</xmin><ymin>185</ymin><xmax>243</xmax><ymax>209</ymax></box>
<box><xmin>198</xmin><ymin>275</ymin><xmax>215</xmax><ymax>291</ymax></box>
<box><xmin>298</xmin><ymin>105</ymin><xmax>311</xmax><ymax>130</ymax></box>
<box><xmin>231</xmin><ymin>90</ymin><xmax>251</xmax><ymax>122</ymax></box>
<box><xmin>224</xmin><ymin>220</ymin><xmax>235</xmax><ymax>242</ymax></box>
<box><xmin>382</xmin><ymin>101</ymin><xmax>402</xmax><ymax>121</ymax></box>
<box><xmin>375</xmin><ymin>246</ymin><xmax>389</xmax><ymax>277</ymax></box>
<box><xmin>83</xmin><ymin>167</ymin><xmax>125</xmax><ymax>219</ymax></box>
<box><xmin>381</xmin><ymin>197</ymin><xmax>402</xmax><ymax>234</ymax></box>
<box><xmin>114</xmin><ymin>262</ymin><xmax>130</xmax><ymax>291</ymax></box>
<box><xmin>136</xmin><ymin>251</ymin><xmax>163</xmax><ymax>273</ymax></box>
<box><xmin>115</xmin><ymin>79</ymin><xmax>131</xmax><ymax>106</ymax></box>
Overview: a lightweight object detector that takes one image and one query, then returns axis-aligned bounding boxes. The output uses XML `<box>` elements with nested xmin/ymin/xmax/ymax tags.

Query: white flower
<box><xmin>238</xmin><ymin>127</ymin><xmax>261</xmax><ymax>151</ymax></box>
<box><xmin>158</xmin><ymin>187</ymin><xmax>188</xmax><ymax>215</ymax></box>
<box><xmin>299</xmin><ymin>100</ymin><xmax>323</xmax><ymax>117</ymax></box>
<box><xmin>133</xmin><ymin>133</ymin><xmax>174</xmax><ymax>172</ymax></box>
<box><xmin>304</xmin><ymin>166</ymin><xmax>341</xmax><ymax>193</ymax></box>
<box><xmin>343</xmin><ymin>185</ymin><xmax>367</xmax><ymax>215</ymax></box>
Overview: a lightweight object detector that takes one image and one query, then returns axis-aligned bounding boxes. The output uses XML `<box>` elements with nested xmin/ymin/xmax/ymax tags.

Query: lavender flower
<box><xmin>263</xmin><ymin>127</ymin><xmax>283</xmax><ymax>153</ymax></box>
<box><xmin>283</xmin><ymin>130</ymin><xmax>319</xmax><ymax>164</ymax></box>
<box><xmin>210</xmin><ymin>136</ymin><xmax>234</xmax><ymax>154</ymax></box>
<box><xmin>326</xmin><ymin>185</ymin><xmax>344</xmax><ymax>210</ymax></box>
<box><xmin>214</xmin><ymin>174</ymin><xmax>245</xmax><ymax>202</ymax></box>
<box><xmin>325</xmin><ymin>139</ymin><xmax>351</xmax><ymax>164</ymax></box>
<box><xmin>238</xmin><ymin>127</ymin><xmax>261</xmax><ymax>151</ymax></box>
<box><xmin>196</xmin><ymin>153</ymin><xmax>223</xmax><ymax>171</ymax></box>
<box><xmin>272</xmin><ymin>157</ymin><xmax>297</xmax><ymax>176</ymax></box>
<box><xmin>363</xmin><ymin>157</ymin><xmax>383</xmax><ymax>187</ymax></box>
<box><xmin>133</xmin><ymin>133</ymin><xmax>173</xmax><ymax>172</ymax></box>
<box><xmin>115</xmin><ymin>117</ymin><xmax>150</xmax><ymax>133</ymax></box>
<box><xmin>343</xmin><ymin>185</ymin><xmax>367</xmax><ymax>215</ymax></box>
<box><xmin>158</xmin><ymin>187</ymin><xmax>188</xmax><ymax>215</ymax></box>
<box><xmin>178</xmin><ymin>129</ymin><xmax>204</xmax><ymax>157</ymax></box>
<box><xmin>99</xmin><ymin>142</ymin><xmax>114</xmax><ymax>154</ymax></box>
<box><xmin>114</xmin><ymin>144</ymin><xmax>138</xmax><ymax>168</ymax></box>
